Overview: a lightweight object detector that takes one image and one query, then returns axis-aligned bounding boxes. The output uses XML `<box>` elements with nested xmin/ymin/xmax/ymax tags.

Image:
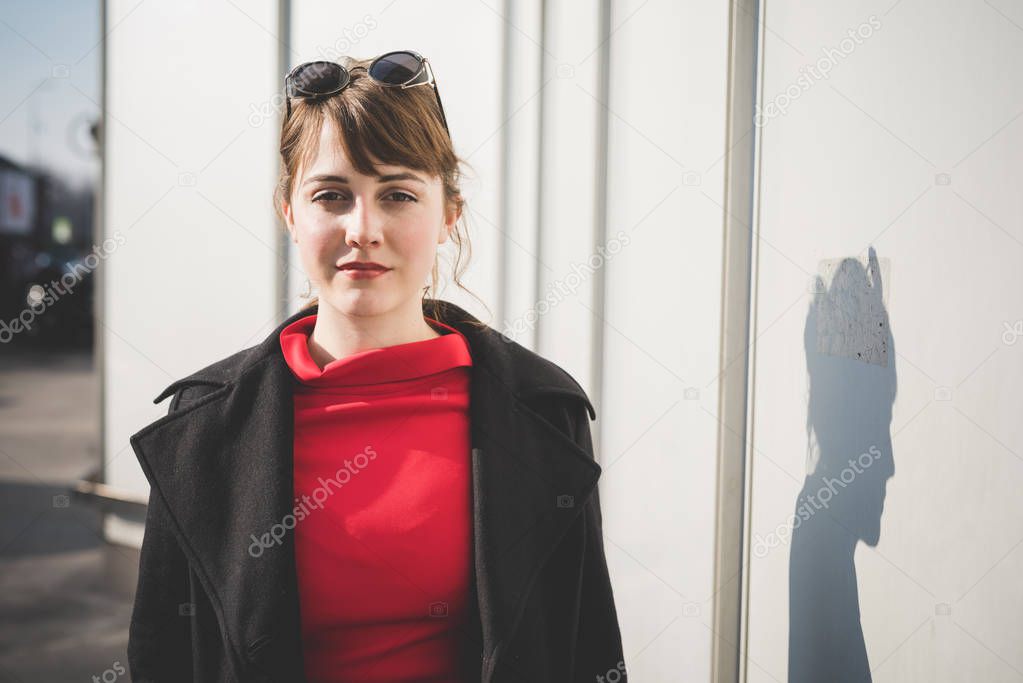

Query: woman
<box><xmin>127</xmin><ymin>51</ymin><xmax>626</xmax><ymax>683</ymax></box>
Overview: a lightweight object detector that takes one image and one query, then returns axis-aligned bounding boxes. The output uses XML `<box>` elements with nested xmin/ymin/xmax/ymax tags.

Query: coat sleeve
<box><xmin>569</xmin><ymin>399</ymin><xmax>629</xmax><ymax>683</ymax></box>
<box><xmin>127</xmin><ymin>389</ymin><xmax>195</xmax><ymax>682</ymax></box>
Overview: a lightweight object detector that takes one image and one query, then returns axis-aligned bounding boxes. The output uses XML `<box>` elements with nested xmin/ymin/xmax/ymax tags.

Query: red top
<box><xmin>279</xmin><ymin>313</ymin><xmax>474</xmax><ymax>683</ymax></box>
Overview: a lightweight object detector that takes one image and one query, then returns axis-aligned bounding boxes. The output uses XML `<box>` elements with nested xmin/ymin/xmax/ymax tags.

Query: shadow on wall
<box><xmin>789</xmin><ymin>246</ymin><xmax>898</xmax><ymax>683</ymax></box>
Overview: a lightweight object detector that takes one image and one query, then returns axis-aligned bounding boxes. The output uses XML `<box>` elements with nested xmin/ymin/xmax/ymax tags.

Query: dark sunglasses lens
<box><xmin>289</xmin><ymin>61</ymin><xmax>346</xmax><ymax>96</ymax></box>
<box><xmin>369</xmin><ymin>52</ymin><xmax>424</xmax><ymax>85</ymax></box>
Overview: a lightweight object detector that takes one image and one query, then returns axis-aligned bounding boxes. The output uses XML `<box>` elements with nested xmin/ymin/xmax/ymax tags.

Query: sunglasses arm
<box><xmin>402</xmin><ymin>60</ymin><xmax>450</xmax><ymax>137</ymax></box>
<box><xmin>431</xmin><ymin>79</ymin><xmax>451</xmax><ymax>137</ymax></box>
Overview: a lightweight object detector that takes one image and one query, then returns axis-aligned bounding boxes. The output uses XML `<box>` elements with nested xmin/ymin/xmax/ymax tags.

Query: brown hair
<box><xmin>273</xmin><ymin>56</ymin><xmax>490</xmax><ymax>329</ymax></box>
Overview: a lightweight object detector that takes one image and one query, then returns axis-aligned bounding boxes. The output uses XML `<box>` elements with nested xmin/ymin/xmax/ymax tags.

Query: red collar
<box><xmin>278</xmin><ymin>314</ymin><xmax>472</xmax><ymax>386</ymax></box>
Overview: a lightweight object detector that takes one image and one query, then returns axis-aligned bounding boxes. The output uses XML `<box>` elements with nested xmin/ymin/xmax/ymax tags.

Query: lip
<box><xmin>337</xmin><ymin>260</ymin><xmax>389</xmax><ymax>270</ymax></box>
<box><xmin>336</xmin><ymin>261</ymin><xmax>391</xmax><ymax>280</ymax></box>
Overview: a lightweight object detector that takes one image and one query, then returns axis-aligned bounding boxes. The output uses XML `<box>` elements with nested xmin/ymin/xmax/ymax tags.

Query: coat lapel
<box><xmin>129</xmin><ymin>300</ymin><xmax>601</xmax><ymax>683</ymax></box>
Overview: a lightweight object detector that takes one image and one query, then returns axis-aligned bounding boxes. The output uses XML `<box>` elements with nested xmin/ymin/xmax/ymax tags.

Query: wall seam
<box><xmin>711</xmin><ymin>0</ymin><xmax>761</xmax><ymax>680</ymax></box>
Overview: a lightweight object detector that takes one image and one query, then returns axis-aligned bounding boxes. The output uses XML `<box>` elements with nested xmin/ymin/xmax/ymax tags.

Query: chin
<box><xmin>322</xmin><ymin>286</ymin><xmax>394</xmax><ymax>317</ymax></box>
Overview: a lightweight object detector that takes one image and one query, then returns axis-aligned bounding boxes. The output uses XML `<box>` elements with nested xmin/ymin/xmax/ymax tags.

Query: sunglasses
<box><xmin>283</xmin><ymin>50</ymin><xmax>450</xmax><ymax>138</ymax></box>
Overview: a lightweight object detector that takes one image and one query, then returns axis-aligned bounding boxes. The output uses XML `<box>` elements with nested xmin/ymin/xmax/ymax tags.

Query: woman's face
<box><xmin>282</xmin><ymin>119</ymin><xmax>456</xmax><ymax>318</ymax></box>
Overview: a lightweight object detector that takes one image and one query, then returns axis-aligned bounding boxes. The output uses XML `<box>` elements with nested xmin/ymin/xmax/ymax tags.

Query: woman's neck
<box><xmin>305</xmin><ymin>298</ymin><xmax>441</xmax><ymax>370</ymax></box>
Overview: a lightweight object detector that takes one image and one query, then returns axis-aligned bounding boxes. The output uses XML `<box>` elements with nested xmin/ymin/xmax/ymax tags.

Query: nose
<box><xmin>344</xmin><ymin>199</ymin><xmax>383</xmax><ymax>248</ymax></box>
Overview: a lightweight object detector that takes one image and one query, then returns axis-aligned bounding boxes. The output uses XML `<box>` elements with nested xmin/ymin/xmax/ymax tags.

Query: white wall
<box><xmin>102</xmin><ymin>0</ymin><xmax>281</xmax><ymax>547</ymax></box>
<box><xmin>596</xmin><ymin>1</ymin><xmax>731</xmax><ymax>680</ymax></box>
<box><xmin>744</xmin><ymin>1</ymin><xmax>1023</xmax><ymax>681</ymax></box>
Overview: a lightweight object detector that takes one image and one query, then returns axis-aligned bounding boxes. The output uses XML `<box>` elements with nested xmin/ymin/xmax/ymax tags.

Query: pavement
<box><xmin>0</xmin><ymin>348</ymin><xmax>135</xmax><ymax>683</ymax></box>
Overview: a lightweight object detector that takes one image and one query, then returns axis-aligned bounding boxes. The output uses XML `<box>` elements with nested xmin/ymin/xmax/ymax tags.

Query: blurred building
<box><xmin>0</xmin><ymin>153</ymin><xmax>95</xmax><ymax>347</ymax></box>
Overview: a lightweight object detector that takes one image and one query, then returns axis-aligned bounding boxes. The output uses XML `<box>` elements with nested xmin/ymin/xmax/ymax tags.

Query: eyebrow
<box><xmin>302</xmin><ymin>172</ymin><xmax>425</xmax><ymax>187</ymax></box>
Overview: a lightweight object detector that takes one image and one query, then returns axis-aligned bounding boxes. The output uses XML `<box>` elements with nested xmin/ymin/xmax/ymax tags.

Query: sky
<box><xmin>0</xmin><ymin>0</ymin><xmax>102</xmax><ymax>189</ymax></box>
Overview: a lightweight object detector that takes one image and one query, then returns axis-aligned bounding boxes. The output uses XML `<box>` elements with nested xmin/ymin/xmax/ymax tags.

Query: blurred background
<box><xmin>0</xmin><ymin>0</ymin><xmax>1021</xmax><ymax>681</ymax></box>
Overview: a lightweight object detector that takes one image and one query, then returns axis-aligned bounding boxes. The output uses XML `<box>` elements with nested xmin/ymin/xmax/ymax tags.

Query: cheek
<box><xmin>391</xmin><ymin>223</ymin><xmax>439</xmax><ymax>268</ymax></box>
<box><xmin>302</xmin><ymin>234</ymin><xmax>334</xmax><ymax>265</ymax></box>
<box><xmin>293</xmin><ymin>212</ymin><xmax>339</xmax><ymax>264</ymax></box>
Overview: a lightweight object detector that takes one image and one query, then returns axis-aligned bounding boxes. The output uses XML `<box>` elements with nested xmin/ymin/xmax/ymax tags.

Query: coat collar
<box><xmin>129</xmin><ymin>298</ymin><xmax>600</xmax><ymax>682</ymax></box>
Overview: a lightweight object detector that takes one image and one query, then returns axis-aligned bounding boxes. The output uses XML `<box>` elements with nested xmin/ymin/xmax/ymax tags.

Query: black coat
<box><xmin>127</xmin><ymin>298</ymin><xmax>627</xmax><ymax>683</ymax></box>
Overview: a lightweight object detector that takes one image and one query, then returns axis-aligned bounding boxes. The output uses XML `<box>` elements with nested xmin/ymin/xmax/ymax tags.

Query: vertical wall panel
<box><xmin>534</xmin><ymin>0</ymin><xmax>604</xmax><ymax>378</ymax></box>
<box><xmin>103</xmin><ymin>0</ymin><xmax>280</xmax><ymax>547</ymax></box>
<box><xmin>598</xmin><ymin>0</ymin><xmax>732</xmax><ymax>679</ymax></box>
<box><xmin>500</xmin><ymin>0</ymin><xmax>544</xmax><ymax>335</ymax></box>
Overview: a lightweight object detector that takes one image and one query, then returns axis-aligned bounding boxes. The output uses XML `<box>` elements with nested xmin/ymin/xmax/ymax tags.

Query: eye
<box><xmin>312</xmin><ymin>190</ymin><xmax>347</xmax><ymax>203</ymax></box>
<box><xmin>385</xmin><ymin>190</ymin><xmax>417</xmax><ymax>203</ymax></box>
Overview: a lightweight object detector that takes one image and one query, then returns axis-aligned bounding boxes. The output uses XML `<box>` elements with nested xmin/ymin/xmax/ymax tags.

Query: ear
<box><xmin>282</xmin><ymin>199</ymin><xmax>297</xmax><ymax>242</ymax></box>
<box><xmin>439</xmin><ymin>202</ymin><xmax>460</xmax><ymax>245</ymax></box>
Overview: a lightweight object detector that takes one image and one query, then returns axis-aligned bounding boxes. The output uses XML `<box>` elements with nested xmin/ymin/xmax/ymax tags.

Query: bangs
<box><xmin>287</xmin><ymin>80</ymin><xmax>451</xmax><ymax>183</ymax></box>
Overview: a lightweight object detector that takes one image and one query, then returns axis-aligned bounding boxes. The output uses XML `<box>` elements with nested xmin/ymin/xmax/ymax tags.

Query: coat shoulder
<box><xmin>499</xmin><ymin>335</ymin><xmax>597</xmax><ymax>421</ymax></box>
<box><xmin>151</xmin><ymin>343</ymin><xmax>265</xmax><ymax>406</ymax></box>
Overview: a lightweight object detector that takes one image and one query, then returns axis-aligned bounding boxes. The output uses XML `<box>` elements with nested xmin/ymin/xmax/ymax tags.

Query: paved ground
<box><xmin>0</xmin><ymin>348</ymin><xmax>134</xmax><ymax>683</ymax></box>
